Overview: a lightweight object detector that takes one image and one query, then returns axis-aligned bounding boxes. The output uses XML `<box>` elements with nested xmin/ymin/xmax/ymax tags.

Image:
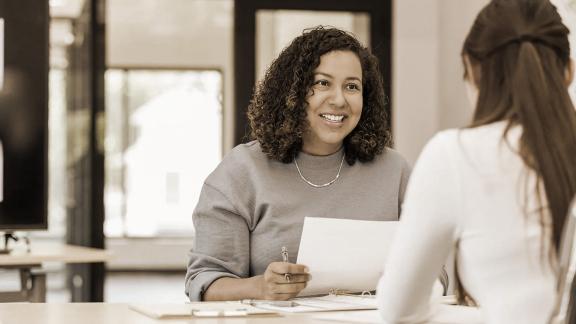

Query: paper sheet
<box><xmin>314</xmin><ymin>305</ymin><xmax>483</xmax><ymax>324</ymax></box>
<box><xmin>253</xmin><ymin>295</ymin><xmax>378</xmax><ymax>313</ymax></box>
<box><xmin>296</xmin><ymin>217</ymin><xmax>398</xmax><ymax>296</ymax></box>
<box><xmin>252</xmin><ymin>293</ymin><xmax>454</xmax><ymax>314</ymax></box>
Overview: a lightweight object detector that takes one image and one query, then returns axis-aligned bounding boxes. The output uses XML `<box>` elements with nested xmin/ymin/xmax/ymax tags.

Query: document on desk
<box><xmin>129</xmin><ymin>302</ymin><xmax>278</xmax><ymax>319</ymax></box>
<box><xmin>297</xmin><ymin>217</ymin><xmax>399</xmax><ymax>297</ymax></box>
<box><xmin>251</xmin><ymin>294</ymin><xmax>378</xmax><ymax>313</ymax></box>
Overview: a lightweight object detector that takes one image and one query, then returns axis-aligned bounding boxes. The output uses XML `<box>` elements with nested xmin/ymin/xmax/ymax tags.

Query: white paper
<box><xmin>314</xmin><ymin>305</ymin><xmax>484</xmax><ymax>324</ymax></box>
<box><xmin>254</xmin><ymin>295</ymin><xmax>378</xmax><ymax>313</ymax></box>
<box><xmin>296</xmin><ymin>217</ymin><xmax>398</xmax><ymax>296</ymax></box>
<box><xmin>260</xmin><ymin>292</ymin><xmax>452</xmax><ymax>314</ymax></box>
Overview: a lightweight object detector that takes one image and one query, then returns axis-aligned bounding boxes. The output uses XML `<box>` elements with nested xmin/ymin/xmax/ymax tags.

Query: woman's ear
<box><xmin>565</xmin><ymin>59</ymin><xmax>574</xmax><ymax>87</ymax></box>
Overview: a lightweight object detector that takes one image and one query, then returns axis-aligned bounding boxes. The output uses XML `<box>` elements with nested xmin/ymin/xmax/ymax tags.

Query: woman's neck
<box><xmin>301</xmin><ymin>143</ymin><xmax>343</xmax><ymax>156</ymax></box>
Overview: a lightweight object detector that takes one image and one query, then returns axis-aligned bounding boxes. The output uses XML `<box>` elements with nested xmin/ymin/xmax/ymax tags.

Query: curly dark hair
<box><xmin>247</xmin><ymin>26</ymin><xmax>391</xmax><ymax>165</ymax></box>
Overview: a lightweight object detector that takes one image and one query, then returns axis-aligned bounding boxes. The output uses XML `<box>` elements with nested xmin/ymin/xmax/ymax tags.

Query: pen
<box><xmin>281</xmin><ymin>246</ymin><xmax>292</xmax><ymax>283</ymax></box>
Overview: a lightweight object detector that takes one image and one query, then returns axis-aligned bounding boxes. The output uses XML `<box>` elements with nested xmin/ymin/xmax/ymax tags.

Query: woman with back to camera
<box><xmin>185</xmin><ymin>26</ymin><xmax>411</xmax><ymax>302</ymax></box>
<box><xmin>377</xmin><ymin>0</ymin><xmax>576</xmax><ymax>323</ymax></box>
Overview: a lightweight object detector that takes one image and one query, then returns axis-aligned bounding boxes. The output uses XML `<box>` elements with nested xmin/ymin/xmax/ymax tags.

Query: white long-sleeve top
<box><xmin>377</xmin><ymin>122</ymin><xmax>557</xmax><ymax>324</ymax></box>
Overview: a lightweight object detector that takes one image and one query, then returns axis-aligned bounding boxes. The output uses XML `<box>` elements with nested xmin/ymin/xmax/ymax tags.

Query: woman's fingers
<box><xmin>264</xmin><ymin>269</ymin><xmax>310</xmax><ymax>284</ymax></box>
<box><xmin>267</xmin><ymin>272</ymin><xmax>310</xmax><ymax>284</ymax></box>
<box><xmin>268</xmin><ymin>262</ymin><xmax>309</xmax><ymax>275</ymax></box>
<box><xmin>270</xmin><ymin>282</ymin><xmax>307</xmax><ymax>294</ymax></box>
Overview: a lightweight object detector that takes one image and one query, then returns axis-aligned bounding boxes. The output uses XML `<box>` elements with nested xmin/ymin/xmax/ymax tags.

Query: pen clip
<box><xmin>281</xmin><ymin>246</ymin><xmax>289</xmax><ymax>263</ymax></box>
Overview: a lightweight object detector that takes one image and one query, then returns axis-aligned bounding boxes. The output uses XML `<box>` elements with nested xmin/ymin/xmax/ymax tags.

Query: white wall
<box><xmin>393</xmin><ymin>0</ymin><xmax>488</xmax><ymax>165</ymax></box>
<box><xmin>552</xmin><ymin>0</ymin><xmax>576</xmax><ymax>102</ymax></box>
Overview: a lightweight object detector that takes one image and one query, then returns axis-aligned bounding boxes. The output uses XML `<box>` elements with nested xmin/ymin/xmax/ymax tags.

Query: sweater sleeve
<box><xmin>377</xmin><ymin>132</ymin><xmax>461</xmax><ymax>323</ymax></box>
<box><xmin>185</xmin><ymin>182</ymin><xmax>251</xmax><ymax>301</ymax></box>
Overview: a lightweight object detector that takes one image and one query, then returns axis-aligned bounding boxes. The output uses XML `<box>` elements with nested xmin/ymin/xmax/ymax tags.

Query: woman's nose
<box><xmin>328</xmin><ymin>87</ymin><xmax>346</xmax><ymax>108</ymax></box>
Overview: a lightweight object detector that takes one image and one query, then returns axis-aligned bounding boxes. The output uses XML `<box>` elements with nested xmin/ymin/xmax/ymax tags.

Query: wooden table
<box><xmin>0</xmin><ymin>243</ymin><xmax>111</xmax><ymax>266</ymax></box>
<box><xmin>0</xmin><ymin>303</ymin><xmax>482</xmax><ymax>324</ymax></box>
<box><xmin>0</xmin><ymin>244</ymin><xmax>112</xmax><ymax>302</ymax></box>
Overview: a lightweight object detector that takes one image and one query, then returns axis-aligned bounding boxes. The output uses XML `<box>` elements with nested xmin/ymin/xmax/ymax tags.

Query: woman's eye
<box><xmin>346</xmin><ymin>83</ymin><xmax>361</xmax><ymax>91</ymax></box>
<box><xmin>315</xmin><ymin>80</ymin><xmax>329</xmax><ymax>87</ymax></box>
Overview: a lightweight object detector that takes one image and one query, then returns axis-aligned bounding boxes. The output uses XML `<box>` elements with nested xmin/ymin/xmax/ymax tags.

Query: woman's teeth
<box><xmin>320</xmin><ymin>114</ymin><xmax>344</xmax><ymax>122</ymax></box>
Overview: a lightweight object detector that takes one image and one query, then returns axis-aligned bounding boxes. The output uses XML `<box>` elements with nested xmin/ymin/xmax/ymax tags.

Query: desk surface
<box><xmin>0</xmin><ymin>303</ymin><xmax>482</xmax><ymax>324</ymax></box>
<box><xmin>0</xmin><ymin>243</ymin><xmax>111</xmax><ymax>266</ymax></box>
<box><xmin>0</xmin><ymin>303</ymin><xmax>323</xmax><ymax>324</ymax></box>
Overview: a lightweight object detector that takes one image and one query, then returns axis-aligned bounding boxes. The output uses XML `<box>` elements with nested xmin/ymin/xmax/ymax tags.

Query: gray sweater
<box><xmin>185</xmin><ymin>141</ymin><xmax>411</xmax><ymax>301</ymax></box>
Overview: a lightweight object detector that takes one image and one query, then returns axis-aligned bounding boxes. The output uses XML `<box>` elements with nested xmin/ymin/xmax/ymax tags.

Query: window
<box><xmin>104</xmin><ymin>69</ymin><xmax>222</xmax><ymax>237</ymax></box>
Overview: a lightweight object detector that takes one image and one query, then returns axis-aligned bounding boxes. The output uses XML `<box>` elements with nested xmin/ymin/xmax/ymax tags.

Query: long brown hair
<box><xmin>458</xmin><ymin>0</ymin><xmax>576</xmax><ymax>303</ymax></box>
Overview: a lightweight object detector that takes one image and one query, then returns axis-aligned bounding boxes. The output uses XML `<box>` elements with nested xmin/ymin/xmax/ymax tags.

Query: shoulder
<box><xmin>205</xmin><ymin>140</ymin><xmax>270</xmax><ymax>186</ymax></box>
<box><xmin>222</xmin><ymin>140</ymin><xmax>266</xmax><ymax>166</ymax></box>
<box><xmin>425</xmin><ymin>122</ymin><xmax>515</xmax><ymax>165</ymax></box>
<box><xmin>405</xmin><ymin>129</ymin><xmax>465</xmax><ymax>181</ymax></box>
<box><xmin>419</xmin><ymin>123</ymin><xmax>507</xmax><ymax>159</ymax></box>
<box><xmin>421</xmin><ymin>128</ymin><xmax>460</xmax><ymax>156</ymax></box>
<box><xmin>413</xmin><ymin>122</ymin><xmax>512</xmax><ymax>176</ymax></box>
<box><xmin>369</xmin><ymin>147</ymin><xmax>412</xmax><ymax>174</ymax></box>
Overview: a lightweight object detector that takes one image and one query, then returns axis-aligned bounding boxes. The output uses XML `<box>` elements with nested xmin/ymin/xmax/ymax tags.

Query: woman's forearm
<box><xmin>202</xmin><ymin>276</ymin><xmax>263</xmax><ymax>301</ymax></box>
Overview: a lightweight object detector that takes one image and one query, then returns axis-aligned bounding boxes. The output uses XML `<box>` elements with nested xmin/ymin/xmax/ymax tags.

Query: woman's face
<box><xmin>302</xmin><ymin>50</ymin><xmax>363</xmax><ymax>155</ymax></box>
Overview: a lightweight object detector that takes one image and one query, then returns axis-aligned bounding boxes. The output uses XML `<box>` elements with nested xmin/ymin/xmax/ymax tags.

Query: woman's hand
<box><xmin>258</xmin><ymin>262</ymin><xmax>311</xmax><ymax>300</ymax></box>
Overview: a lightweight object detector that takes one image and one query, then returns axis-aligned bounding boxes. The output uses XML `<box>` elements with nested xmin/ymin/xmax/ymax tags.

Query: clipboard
<box><xmin>129</xmin><ymin>302</ymin><xmax>279</xmax><ymax>319</ymax></box>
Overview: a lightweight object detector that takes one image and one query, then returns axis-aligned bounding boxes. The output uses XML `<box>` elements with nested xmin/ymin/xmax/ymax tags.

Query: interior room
<box><xmin>0</xmin><ymin>0</ymin><xmax>575</xmax><ymax>323</ymax></box>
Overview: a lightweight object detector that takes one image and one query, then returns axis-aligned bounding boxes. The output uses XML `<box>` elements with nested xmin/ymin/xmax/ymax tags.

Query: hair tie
<box><xmin>484</xmin><ymin>33</ymin><xmax>543</xmax><ymax>58</ymax></box>
<box><xmin>515</xmin><ymin>34</ymin><xmax>538</xmax><ymax>44</ymax></box>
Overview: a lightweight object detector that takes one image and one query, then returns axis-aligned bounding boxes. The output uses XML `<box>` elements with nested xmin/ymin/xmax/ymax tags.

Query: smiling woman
<box><xmin>185</xmin><ymin>26</ymin><xmax>411</xmax><ymax>302</ymax></box>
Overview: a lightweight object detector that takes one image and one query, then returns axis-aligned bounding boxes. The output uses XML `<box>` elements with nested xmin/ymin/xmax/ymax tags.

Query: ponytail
<box><xmin>512</xmin><ymin>42</ymin><xmax>576</xmax><ymax>250</ymax></box>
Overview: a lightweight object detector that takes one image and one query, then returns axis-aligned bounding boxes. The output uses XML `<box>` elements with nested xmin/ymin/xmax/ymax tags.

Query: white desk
<box><xmin>0</xmin><ymin>244</ymin><xmax>111</xmax><ymax>302</ymax></box>
<box><xmin>0</xmin><ymin>303</ymin><xmax>482</xmax><ymax>324</ymax></box>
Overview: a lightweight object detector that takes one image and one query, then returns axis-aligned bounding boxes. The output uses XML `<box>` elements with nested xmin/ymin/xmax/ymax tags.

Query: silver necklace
<box><xmin>293</xmin><ymin>153</ymin><xmax>345</xmax><ymax>188</ymax></box>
